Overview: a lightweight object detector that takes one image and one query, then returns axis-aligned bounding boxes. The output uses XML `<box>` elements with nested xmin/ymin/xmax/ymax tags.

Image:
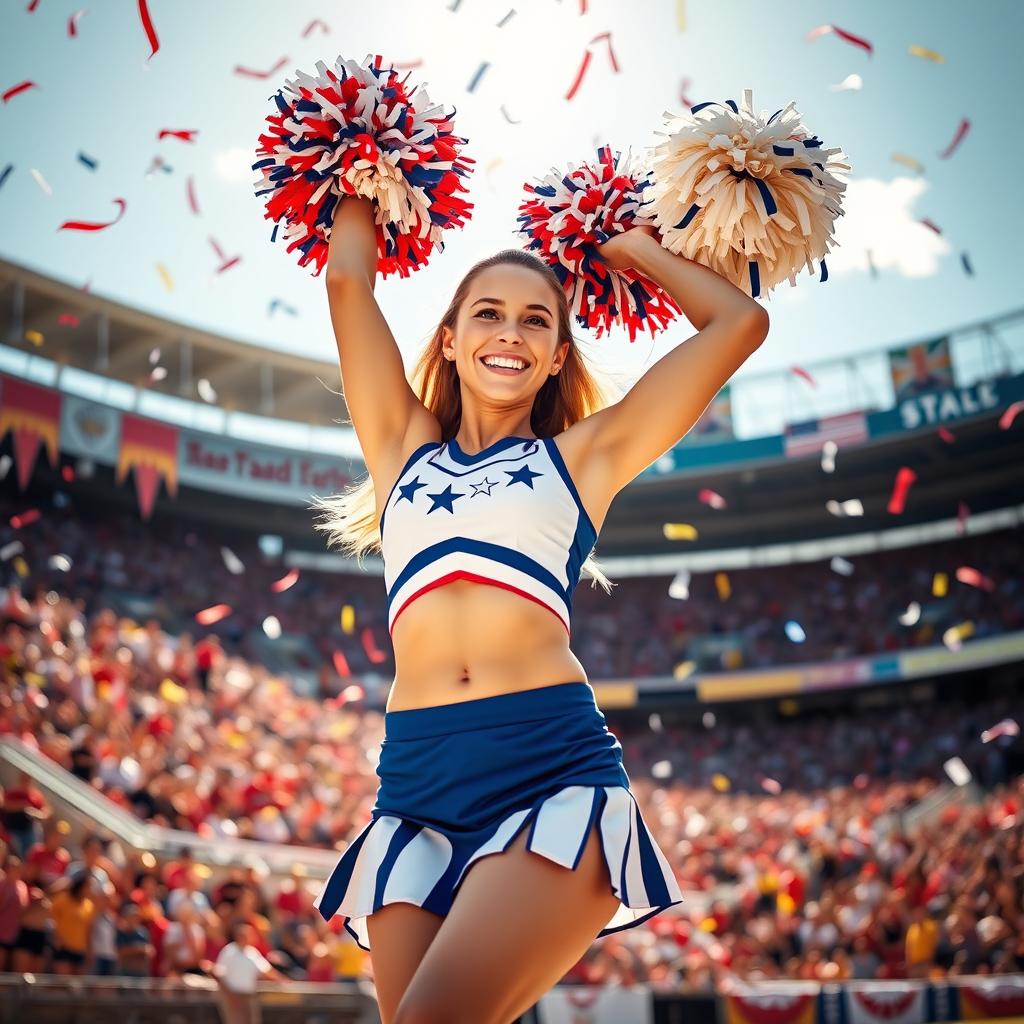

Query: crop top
<box><xmin>379</xmin><ymin>434</ymin><xmax>598</xmax><ymax>638</ymax></box>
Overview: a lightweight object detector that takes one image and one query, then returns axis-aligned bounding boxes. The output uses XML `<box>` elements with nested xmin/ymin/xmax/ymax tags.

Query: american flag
<box><xmin>784</xmin><ymin>410</ymin><xmax>868</xmax><ymax>458</ymax></box>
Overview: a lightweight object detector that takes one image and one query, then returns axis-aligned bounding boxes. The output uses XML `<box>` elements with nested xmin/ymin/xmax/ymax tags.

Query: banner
<box><xmin>889</xmin><ymin>337</ymin><xmax>954</xmax><ymax>401</ymax></box>
<box><xmin>842</xmin><ymin>982</ymin><xmax>929</xmax><ymax>1024</ymax></box>
<box><xmin>116</xmin><ymin>414</ymin><xmax>179</xmax><ymax>521</ymax></box>
<box><xmin>535</xmin><ymin>985</ymin><xmax>652</xmax><ymax>1023</ymax></box>
<box><xmin>723</xmin><ymin>986</ymin><xmax>818</xmax><ymax>1024</ymax></box>
<box><xmin>0</xmin><ymin>374</ymin><xmax>61</xmax><ymax>490</ymax></box>
<box><xmin>952</xmin><ymin>976</ymin><xmax>1024</xmax><ymax>1020</ymax></box>
<box><xmin>784</xmin><ymin>410</ymin><xmax>868</xmax><ymax>458</ymax></box>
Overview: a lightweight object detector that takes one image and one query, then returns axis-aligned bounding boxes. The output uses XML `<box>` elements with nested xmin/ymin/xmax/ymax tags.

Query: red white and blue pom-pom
<box><xmin>645</xmin><ymin>88</ymin><xmax>850</xmax><ymax>298</ymax></box>
<box><xmin>515</xmin><ymin>145</ymin><xmax>682</xmax><ymax>342</ymax></box>
<box><xmin>252</xmin><ymin>53</ymin><xmax>475</xmax><ymax>278</ymax></box>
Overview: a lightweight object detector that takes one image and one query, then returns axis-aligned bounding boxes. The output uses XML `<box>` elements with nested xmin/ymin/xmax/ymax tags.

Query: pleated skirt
<box><xmin>313</xmin><ymin>681</ymin><xmax>684</xmax><ymax>952</ymax></box>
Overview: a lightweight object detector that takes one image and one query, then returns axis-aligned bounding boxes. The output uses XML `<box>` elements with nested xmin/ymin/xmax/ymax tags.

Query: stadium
<box><xmin>2</xmin><ymin>3</ymin><xmax>1024</xmax><ymax>1024</ymax></box>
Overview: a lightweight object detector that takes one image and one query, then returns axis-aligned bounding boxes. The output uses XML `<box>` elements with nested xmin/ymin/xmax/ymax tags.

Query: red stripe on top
<box><xmin>389</xmin><ymin>571</ymin><xmax>570</xmax><ymax>638</ymax></box>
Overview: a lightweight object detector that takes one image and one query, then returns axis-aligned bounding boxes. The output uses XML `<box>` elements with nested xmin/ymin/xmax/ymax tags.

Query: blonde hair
<box><xmin>309</xmin><ymin>248</ymin><xmax>623</xmax><ymax>595</ymax></box>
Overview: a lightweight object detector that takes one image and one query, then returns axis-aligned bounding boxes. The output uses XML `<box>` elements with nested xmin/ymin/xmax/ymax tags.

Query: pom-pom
<box><xmin>252</xmin><ymin>53</ymin><xmax>475</xmax><ymax>278</ymax></box>
<box><xmin>645</xmin><ymin>88</ymin><xmax>850</xmax><ymax>298</ymax></box>
<box><xmin>516</xmin><ymin>145</ymin><xmax>682</xmax><ymax>342</ymax></box>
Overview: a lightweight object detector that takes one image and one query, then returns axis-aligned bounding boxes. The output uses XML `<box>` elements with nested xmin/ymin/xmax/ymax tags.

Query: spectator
<box><xmin>0</xmin><ymin>853</ymin><xmax>30</xmax><ymax>972</ymax></box>
<box><xmin>50</xmin><ymin>871</ymin><xmax>95</xmax><ymax>975</ymax></box>
<box><xmin>115</xmin><ymin>901</ymin><xmax>154</xmax><ymax>977</ymax></box>
<box><xmin>214</xmin><ymin>920</ymin><xmax>288</xmax><ymax>1024</ymax></box>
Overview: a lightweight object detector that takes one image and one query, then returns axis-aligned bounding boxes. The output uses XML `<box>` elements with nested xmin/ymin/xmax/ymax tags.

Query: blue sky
<box><xmin>2</xmin><ymin>0</ymin><xmax>1021</xmax><ymax>420</ymax></box>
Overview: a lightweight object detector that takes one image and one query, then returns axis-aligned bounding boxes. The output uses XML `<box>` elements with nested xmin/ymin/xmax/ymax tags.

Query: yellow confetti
<box><xmin>699</xmin><ymin>916</ymin><xmax>718</xmax><ymax>933</ymax></box>
<box><xmin>908</xmin><ymin>44</ymin><xmax>945</xmax><ymax>63</ymax></box>
<box><xmin>777</xmin><ymin>892</ymin><xmax>796</xmax><ymax>914</ymax></box>
<box><xmin>13</xmin><ymin>556</ymin><xmax>29</xmax><ymax>578</ymax></box>
<box><xmin>663</xmin><ymin>522</ymin><xmax>698</xmax><ymax>541</ymax></box>
<box><xmin>712</xmin><ymin>773</ymin><xmax>730</xmax><ymax>791</ymax></box>
<box><xmin>673</xmin><ymin>659</ymin><xmax>696</xmax><ymax>680</ymax></box>
<box><xmin>714</xmin><ymin>572</ymin><xmax>731</xmax><ymax>601</ymax></box>
<box><xmin>676</xmin><ymin>0</ymin><xmax>686</xmax><ymax>31</ymax></box>
<box><xmin>159</xmin><ymin>677</ymin><xmax>188</xmax><ymax>704</ymax></box>
<box><xmin>932</xmin><ymin>571</ymin><xmax>949</xmax><ymax>597</ymax></box>
<box><xmin>156</xmin><ymin>263</ymin><xmax>174</xmax><ymax>291</ymax></box>
<box><xmin>25</xmin><ymin>330</ymin><xmax>44</xmax><ymax>347</ymax></box>
<box><xmin>340</xmin><ymin>604</ymin><xmax>355</xmax><ymax>634</ymax></box>
<box><xmin>891</xmin><ymin>152</ymin><xmax>925</xmax><ymax>174</ymax></box>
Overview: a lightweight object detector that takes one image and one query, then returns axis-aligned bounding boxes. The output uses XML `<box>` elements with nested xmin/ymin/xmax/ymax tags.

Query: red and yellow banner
<box><xmin>0</xmin><ymin>374</ymin><xmax>61</xmax><ymax>490</ymax></box>
<box><xmin>116</xmin><ymin>413</ymin><xmax>179</xmax><ymax>520</ymax></box>
<box><xmin>724</xmin><ymin>992</ymin><xmax>816</xmax><ymax>1024</ymax></box>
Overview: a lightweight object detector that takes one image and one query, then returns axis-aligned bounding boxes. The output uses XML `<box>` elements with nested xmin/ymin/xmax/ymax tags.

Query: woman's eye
<box><xmin>477</xmin><ymin>309</ymin><xmax>547</xmax><ymax>327</ymax></box>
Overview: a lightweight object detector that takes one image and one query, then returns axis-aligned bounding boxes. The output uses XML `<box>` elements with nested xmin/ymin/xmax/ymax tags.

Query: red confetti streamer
<box><xmin>332</xmin><ymin>650</ymin><xmax>351</xmax><ymax>678</ymax></box>
<box><xmin>791</xmin><ymin>365</ymin><xmax>817</xmax><ymax>388</ymax></box>
<box><xmin>956</xmin><ymin>566</ymin><xmax>995</xmax><ymax>592</ymax></box>
<box><xmin>215</xmin><ymin>256</ymin><xmax>241</xmax><ymax>274</ymax></box>
<box><xmin>919</xmin><ymin>217</ymin><xmax>942</xmax><ymax>235</ymax></box>
<box><xmin>158</xmin><ymin>129</ymin><xmax>198</xmax><ymax>142</ymax></box>
<box><xmin>679</xmin><ymin>76</ymin><xmax>693</xmax><ymax>108</ymax></box>
<box><xmin>271</xmin><ymin>568</ymin><xmax>299</xmax><ymax>592</ymax></box>
<box><xmin>58</xmin><ymin>313</ymin><xmax>80</xmax><ymax>327</ymax></box>
<box><xmin>938</xmin><ymin>118</ymin><xmax>970</xmax><ymax>159</ymax></box>
<box><xmin>566</xmin><ymin>31</ymin><xmax>620</xmax><ymax>101</ymax></box>
<box><xmin>138</xmin><ymin>0</ymin><xmax>159</xmax><ymax>59</ymax></box>
<box><xmin>2</xmin><ymin>81</ymin><xmax>37</xmax><ymax>104</ymax></box>
<box><xmin>698</xmin><ymin>487</ymin><xmax>727</xmax><ymax>510</ymax></box>
<box><xmin>58</xmin><ymin>198</ymin><xmax>127</xmax><ymax>232</ymax></box>
<box><xmin>234</xmin><ymin>57</ymin><xmax>289</xmax><ymax>79</ymax></box>
<box><xmin>1000</xmin><ymin>401</ymin><xmax>1024</xmax><ymax>430</ymax></box>
<box><xmin>590</xmin><ymin>31</ymin><xmax>620</xmax><ymax>73</ymax></box>
<box><xmin>61</xmin><ymin>465</ymin><xmax>75</xmax><ymax>482</ymax></box>
<box><xmin>186</xmin><ymin>175</ymin><xmax>200</xmax><ymax>215</ymax></box>
<box><xmin>10</xmin><ymin>508</ymin><xmax>41</xmax><ymax>529</ymax></box>
<box><xmin>937</xmin><ymin>426</ymin><xmax>956</xmax><ymax>443</ymax></box>
<box><xmin>27</xmin><ymin>0</ymin><xmax>41</xmax><ymax>10</ymax></box>
<box><xmin>806</xmin><ymin>24</ymin><xmax>874</xmax><ymax>56</ymax></box>
<box><xmin>196</xmin><ymin>603</ymin><xmax>231</xmax><ymax>625</ymax></box>
<box><xmin>301</xmin><ymin>18</ymin><xmax>329</xmax><ymax>37</ymax></box>
<box><xmin>68</xmin><ymin>9</ymin><xmax>86</xmax><ymax>37</ymax></box>
<box><xmin>956</xmin><ymin>501</ymin><xmax>970</xmax><ymax>535</ymax></box>
<box><xmin>887</xmin><ymin>466</ymin><xmax>916</xmax><ymax>514</ymax></box>
<box><xmin>209</xmin><ymin>237</ymin><xmax>227</xmax><ymax>262</ymax></box>
<box><xmin>360</xmin><ymin>626</ymin><xmax>388</xmax><ymax>665</ymax></box>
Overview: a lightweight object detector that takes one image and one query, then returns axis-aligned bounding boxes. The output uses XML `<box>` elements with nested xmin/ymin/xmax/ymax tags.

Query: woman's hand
<box><xmin>596</xmin><ymin>223</ymin><xmax>661</xmax><ymax>272</ymax></box>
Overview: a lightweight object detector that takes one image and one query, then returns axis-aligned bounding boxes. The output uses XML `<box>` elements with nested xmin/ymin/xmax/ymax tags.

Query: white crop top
<box><xmin>379</xmin><ymin>434</ymin><xmax>598</xmax><ymax>637</ymax></box>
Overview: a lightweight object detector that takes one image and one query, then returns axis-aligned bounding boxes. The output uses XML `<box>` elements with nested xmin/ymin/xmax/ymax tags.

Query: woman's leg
<box><xmin>366</xmin><ymin>902</ymin><xmax>446</xmax><ymax>1024</ymax></box>
<box><xmin>393</xmin><ymin>817</ymin><xmax>620</xmax><ymax>1024</ymax></box>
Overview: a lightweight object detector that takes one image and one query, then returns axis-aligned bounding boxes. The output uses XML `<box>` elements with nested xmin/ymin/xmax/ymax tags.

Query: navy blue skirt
<box><xmin>313</xmin><ymin>681</ymin><xmax>684</xmax><ymax>951</ymax></box>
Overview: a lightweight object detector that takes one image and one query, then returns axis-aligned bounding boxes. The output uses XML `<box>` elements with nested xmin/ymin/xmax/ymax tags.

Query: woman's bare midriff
<box><xmin>385</xmin><ymin>578</ymin><xmax>590</xmax><ymax>712</ymax></box>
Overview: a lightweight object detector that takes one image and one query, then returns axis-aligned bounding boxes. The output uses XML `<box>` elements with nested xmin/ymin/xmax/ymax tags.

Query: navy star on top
<box><xmin>396</xmin><ymin>476</ymin><xmax>428</xmax><ymax>507</ymax></box>
<box><xmin>505</xmin><ymin>464</ymin><xmax>543</xmax><ymax>489</ymax></box>
<box><xmin>426</xmin><ymin>483</ymin><xmax>466</xmax><ymax>514</ymax></box>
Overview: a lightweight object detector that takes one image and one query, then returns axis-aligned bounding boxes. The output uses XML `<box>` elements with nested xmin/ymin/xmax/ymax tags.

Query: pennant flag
<box><xmin>116</xmin><ymin>413</ymin><xmax>179</xmax><ymax>520</ymax></box>
<box><xmin>0</xmin><ymin>374</ymin><xmax>61</xmax><ymax>490</ymax></box>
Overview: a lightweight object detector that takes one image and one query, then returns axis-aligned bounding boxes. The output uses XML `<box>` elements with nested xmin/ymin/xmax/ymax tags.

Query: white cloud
<box><xmin>828</xmin><ymin>176</ymin><xmax>950</xmax><ymax>278</ymax></box>
<box><xmin>213</xmin><ymin>146</ymin><xmax>256</xmax><ymax>183</ymax></box>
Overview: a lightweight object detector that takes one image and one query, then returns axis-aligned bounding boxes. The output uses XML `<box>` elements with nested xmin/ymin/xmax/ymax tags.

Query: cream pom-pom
<box><xmin>644</xmin><ymin>88</ymin><xmax>850</xmax><ymax>297</ymax></box>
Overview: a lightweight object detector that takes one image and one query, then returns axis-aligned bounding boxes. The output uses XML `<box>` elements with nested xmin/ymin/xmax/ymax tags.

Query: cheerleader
<box><xmin>310</xmin><ymin>193</ymin><xmax>768</xmax><ymax>1024</ymax></box>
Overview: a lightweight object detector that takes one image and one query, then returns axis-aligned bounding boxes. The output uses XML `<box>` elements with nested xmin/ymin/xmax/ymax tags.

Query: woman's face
<box><xmin>445</xmin><ymin>264</ymin><xmax>569</xmax><ymax>400</ymax></box>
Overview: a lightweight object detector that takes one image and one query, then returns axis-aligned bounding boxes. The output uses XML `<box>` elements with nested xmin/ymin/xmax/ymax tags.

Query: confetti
<box><xmin>186</xmin><ymin>175</ymin><xmax>200</xmax><ymax>214</ymax></box>
<box><xmin>784</xmin><ymin>620</ymin><xmax>806</xmax><ymax>643</ymax></box>
<box><xmin>197</xmin><ymin>378</ymin><xmax>217</xmax><ymax>403</ymax></box>
<box><xmin>909</xmin><ymin>44</ymin><xmax>945</xmax><ymax>63</ymax></box>
<box><xmin>938</xmin><ymin>118</ymin><xmax>970</xmax><ymax>159</ymax></box>
<box><xmin>271</xmin><ymin>568</ymin><xmax>299</xmax><ymax>592</ymax></box>
<box><xmin>234</xmin><ymin>57</ymin><xmax>290</xmax><ymax>79</ymax></box>
<box><xmin>158</xmin><ymin>129</ymin><xmax>198</xmax><ymax>143</ymax></box>
<box><xmin>760</xmin><ymin>777</ymin><xmax>782</xmax><ymax>795</ymax></box>
<box><xmin>891</xmin><ymin>152</ymin><xmax>924</xmax><ymax>174</ymax></box>
<box><xmin>262</xmin><ymin>615</ymin><xmax>281</xmax><ymax>639</ymax></box>
<box><xmin>826</xmin><ymin>498</ymin><xmax>863</xmax><ymax>517</ymax></box>
<box><xmin>27</xmin><ymin>0</ymin><xmax>41</xmax><ymax>11</ymax></box>
<box><xmin>566</xmin><ymin>31</ymin><xmax>620</xmax><ymax>101</ymax></box>
<box><xmin>887</xmin><ymin>466</ymin><xmax>916</xmax><ymax>514</ymax></box>
<box><xmin>937</xmin><ymin>426</ymin><xmax>956</xmax><ymax>443</ymax></box>
<box><xmin>806</xmin><ymin>24</ymin><xmax>874</xmax><ymax>56</ymax></box>
<box><xmin>651</xmin><ymin>760</ymin><xmax>672</xmax><ymax>779</ymax></box>
<box><xmin>999</xmin><ymin>401</ymin><xmax>1024</xmax><ymax>430</ymax></box>
<box><xmin>149</xmin><ymin>347</ymin><xmax>160</xmax><ymax>364</ymax></box>
<box><xmin>77</xmin><ymin>151</ymin><xmax>98</xmax><ymax>171</ymax></box>
<box><xmin>960</xmin><ymin>251</ymin><xmax>974</xmax><ymax>276</ymax></box>
<box><xmin>711</xmin><ymin>773</ymin><xmax>730</xmax><ymax>792</ymax></box>
<box><xmin>932</xmin><ymin>572</ymin><xmax>948</xmax><ymax>597</ymax></box>
<box><xmin>714</xmin><ymin>572</ymin><xmax>730</xmax><ymax>601</ymax></box>
<box><xmin>31</xmin><ymin>168</ymin><xmax>52</xmax><ymax>195</ymax></box>
<box><xmin>500</xmin><ymin>104</ymin><xmax>521</xmax><ymax>125</ymax></box>
<box><xmin>147</xmin><ymin>366</ymin><xmax>167</xmax><ymax>383</ymax></box>
<box><xmin>673</xmin><ymin>660</ymin><xmax>695</xmax><ymax>680</ymax></box>
<box><xmin>10</xmin><ymin>508</ymin><xmax>41</xmax><ymax>529</ymax></box>
<box><xmin>25</xmin><ymin>329</ymin><xmax>44</xmax><ymax>346</ymax></box>
<box><xmin>981</xmin><ymin>719</ymin><xmax>1019</xmax><ymax>743</ymax></box>
<box><xmin>942</xmin><ymin>622</ymin><xmax>974</xmax><ymax>652</ymax></box>
<box><xmin>196</xmin><ymin>603</ymin><xmax>232</xmax><ymax>625</ymax></box>
<box><xmin>919</xmin><ymin>217</ymin><xmax>942</xmax><ymax>235</ymax></box>
<box><xmin>0</xmin><ymin>164</ymin><xmax>12</xmax><ymax>190</ymax></box>
<box><xmin>138</xmin><ymin>0</ymin><xmax>159</xmax><ymax>59</ymax></box>
<box><xmin>253</xmin><ymin>53</ymin><xmax>474</xmax><ymax>278</ymax></box>
<box><xmin>58</xmin><ymin>198</ymin><xmax>126</xmax><ymax>232</ymax></box>
<box><xmin>821</xmin><ymin>440</ymin><xmax>837</xmax><ymax>472</ymax></box>
<box><xmin>466</xmin><ymin>61</ymin><xmax>489</xmax><ymax>93</ymax></box>
<box><xmin>663</xmin><ymin>522</ymin><xmax>698</xmax><ymax>540</ymax></box>
<box><xmin>340</xmin><ymin>605</ymin><xmax>355</xmax><ymax>634</ymax></box>
<box><xmin>830</xmin><ymin>556</ymin><xmax>854</xmax><ymax>576</ymax></box>
<box><xmin>791</xmin><ymin>366</ymin><xmax>817</xmax><ymax>388</ymax></box>
<box><xmin>679</xmin><ymin>76</ymin><xmax>693</xmax><ymax>107</ymax></box>
<box><xmin>956</xmin><ymin>566</ymin><xmax>995</xmax><ymax>592</ymax></box>
<box><xmin>332</xmin><ymin>650</ymin><xmax>351</xmax><ymax>678</ymax></box>
<box><xmin>301</xmin><ymin>18</ymin><xmax>330</xmax><ymax>37</ymax></box>
<box><xmin>956</xmin><ymin>501</ymin><xmax>970</xmax><ymax>535</ymax></box>
<box><xmin>943</xmin><ymin>756</ymin><xmax>971</xmax><ymax>786</ymax></box>
<box><xmin>155</xmin><ymin>263</ymin><xmax>173</xmax><ymax>290</ymax></box>
<box><xmin>68</xmin><ymin>9</ymin><xmax>87</xmax><ymax>37</ymax></box>
<box><xmin>866</xmin><ymin>249</ymin><xmax>878</xmax><ymax>279</ymax></box>
<box><xmin>829</xmin><ymin>73</ymin><xmax>863</xmax><ymax>92</ymax></box>
<box><xmin>2</xmin><ymin>81</ymin><xmax>38</xmax><ymax>104</ymax></box>
<box><xmin>209</xmin><ymin>237</ymin><xmax>241</xmax><ymax>273</ymax></box>
<box><xmin>676</xmin><ymin>0</ymin><xmax>685</xmax><ymax>31</ymax></box>
<box><xmin>220</xmin><ymin>544</ymin><xmax>243</xmax><ymax>577</ymax></box>
<box><xmin>668</xmin><ymin>570</ymin><xmax>690</xmax><ymax>600</ymax></box>
<box><xmin>361</xmin><ymin>626</ymin><xmax>388</xmax><ymax>664</ymax></box>
<box><xmin>496</xmin><ymin>9</ymin><xmax>516</xmax><ymax>28</ymax></box>
<box><xmin>268</xmin><ymin>298</ymin><xmax>298</xmax><ymax>316</ymax></box>
<box><xmin>698</xmin><ymin>487</ymin><xmax>726</xmax><ymax>510</ymax></box>
<box><xmin>145</xmin><ymin>155</ymin><xmax>172</xmax><ymax>176</ymax></box>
